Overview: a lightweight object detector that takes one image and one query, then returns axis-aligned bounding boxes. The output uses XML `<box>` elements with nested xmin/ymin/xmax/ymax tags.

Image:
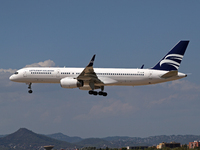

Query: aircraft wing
<box><xmin>77</xmin><ymin>55</ymin><xmax>104</xmax><ymax>88</ymax></box>
<box><xmin>97</xmin><ymin>76</ymin><xmax>117</xmax><ymax>84</ymax></box>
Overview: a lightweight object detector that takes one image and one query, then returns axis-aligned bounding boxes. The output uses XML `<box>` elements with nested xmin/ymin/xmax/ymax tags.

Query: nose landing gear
<box><xmin>28</xmin><ymin>83</ymin><xmax>33</xmax><ymax>94</ymax></box>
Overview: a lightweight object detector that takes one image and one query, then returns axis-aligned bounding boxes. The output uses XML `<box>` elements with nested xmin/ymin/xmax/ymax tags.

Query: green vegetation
<box><xmin>77</xmin><ymin>146</ymin><xmax>200</xmax><ymax>150</ymax></box>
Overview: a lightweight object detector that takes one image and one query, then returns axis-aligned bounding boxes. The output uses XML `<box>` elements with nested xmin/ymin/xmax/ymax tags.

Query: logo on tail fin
<box><xmin>160</xmin><ymin>54</ymin><xmax>183</xmax><ymax>70</ymax></box>
<box><xmin>152</xmin><ymin>40</ymin><xmax>189</xmax><ymax>71</ymax></box>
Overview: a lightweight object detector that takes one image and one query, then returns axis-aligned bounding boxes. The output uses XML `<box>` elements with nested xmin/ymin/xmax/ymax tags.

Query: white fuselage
<box><xmin>9</xmin><ymin>41</ymin><xmax>189</xmax><ymax>95</ymax></box>
<box><xmin>9</xmin><ymin>67</ymin><xmax>186</xmax><ymax>90</ymax></box>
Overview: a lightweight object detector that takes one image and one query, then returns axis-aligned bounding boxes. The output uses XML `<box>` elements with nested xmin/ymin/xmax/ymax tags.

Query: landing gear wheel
<box><xmin>103</xmin><ymin>92</ymin><xmax>107</xmax><ymax>97</ymax></box>
<box><xmin>88</xmin><ymin>90</ymin><xmax>107</xmax><ymax>96</ymax></box>
<box><xmin>89</xmin><ymin>90</ymin><xmax>93</xmax><ymax>95</ymax></box>
<box><xmin>99</xmin><ymin>91</ymin><xmax>103</xmax><ymax>95</ymax></box>
<box><xmin>98</xmin><ymin>91</ymin><xmax>107</xmax><ymax>96</ymax></box>
<box><xmin>28</xmin><ymin>90</ymin><xmax>33</xmax><ymax>94</ymax></box>
<box><xmin>93</xmin><ymin>91</ymin><xmax>98</xmax><ymax>96</ymax></box>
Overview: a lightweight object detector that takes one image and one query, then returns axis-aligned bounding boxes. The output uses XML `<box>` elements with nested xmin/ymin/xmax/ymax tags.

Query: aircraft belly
<box><xmin>79</xmin><ymin>84</ymin><xmax>101</xmax><ymax>90</ymax></box>
<box><xmin>23</xmin><ymin>76</ymin><xmax>60</xmax><ymax>83</ymax></box>
<box><xmin>111</xmin><ymin>76</ymin><xmax>149</xmax><ymax>86</ymax></box>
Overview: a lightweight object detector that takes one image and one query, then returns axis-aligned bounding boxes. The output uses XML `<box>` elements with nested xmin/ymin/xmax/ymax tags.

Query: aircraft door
<box><xmin>149</xmin><ymin>71</ymin><xmax>153</xmax><ymax>80</ymax></box>
<box><xmin>56</xmin><ymin>69</ymin><xmax>60</xmax><ymax>78</ymax></box>
<box><xmin>23</xmin><ymin>70</ymin><xmax>27</xmax><ymax>77</ymax></box>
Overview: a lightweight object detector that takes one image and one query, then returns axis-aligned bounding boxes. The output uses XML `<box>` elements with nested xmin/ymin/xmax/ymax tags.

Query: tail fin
<box><xmin>152</xmin><ymin>40</ymin><xmax>189</xmax><ymax>71</ymax></box>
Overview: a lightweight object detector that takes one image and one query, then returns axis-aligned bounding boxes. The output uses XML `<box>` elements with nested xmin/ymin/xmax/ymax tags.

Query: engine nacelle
<box><xmin>60</xmin><ymin>78</ymin><xmax>83</xmax><ymax>89</ymax></box>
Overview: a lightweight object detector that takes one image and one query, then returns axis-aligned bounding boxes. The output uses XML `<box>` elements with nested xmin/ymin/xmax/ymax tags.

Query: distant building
<box><xmin>127</xmin><ymin>146</ymin><xmax>149</xmax><ymax>150</ymax></box>
<box><xmin>189</xmin><ymin>141</ymin><xmax>200</xmax><ymax>149</ymax></box>
<box><xmin>157</xmin><ymin>142</ymin><xmax>180</xmax><ymax>149</ymax></box>
<box><xmin>157</xmin><ymin>142</ymin><xmax>165</xmax><ymax>149</ymax></box>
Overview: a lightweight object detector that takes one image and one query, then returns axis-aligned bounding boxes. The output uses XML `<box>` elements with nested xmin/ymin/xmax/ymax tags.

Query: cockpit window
<box><xmin>14</xmin><ymin>72</ymin><xmax>18</xmax><ymax>75</ymax></box>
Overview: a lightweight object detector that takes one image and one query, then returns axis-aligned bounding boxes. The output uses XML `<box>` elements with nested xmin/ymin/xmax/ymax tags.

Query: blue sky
<box><xmin>1</xmin><ymin>1</ymin><xmax>200</xmax><ymax>138</ymax></box>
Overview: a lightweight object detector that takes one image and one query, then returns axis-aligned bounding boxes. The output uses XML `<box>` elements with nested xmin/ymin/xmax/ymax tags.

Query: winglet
<box><xmin>87</xmin><ymin>55</ymin><xmax>96</xmax><ymax>67</ymax></box>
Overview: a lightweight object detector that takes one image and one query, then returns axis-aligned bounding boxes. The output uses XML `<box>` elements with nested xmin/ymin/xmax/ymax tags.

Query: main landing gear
<box><xmin>28</xmin><ymin>83</ymin><xmax>33</xmax><ymax>94</ymax></box>
<box><xmin>88</xmin><ymin>90</ymin><xmax>107</xmax><ymax>96</ymax></box>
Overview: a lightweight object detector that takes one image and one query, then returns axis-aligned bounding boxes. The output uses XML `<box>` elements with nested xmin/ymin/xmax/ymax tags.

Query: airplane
<box><xmin>9</xmin><ymin>40</ymin><xmax>189</xmax><ymax>97</ymax></box>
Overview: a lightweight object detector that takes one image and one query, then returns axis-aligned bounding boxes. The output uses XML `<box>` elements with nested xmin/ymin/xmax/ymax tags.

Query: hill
<box><xmin>46</xmin><ymin>132</ymin><xmax>82</xmax><ymax>143</ymax></box>
<box><xmin>48</xmin><ymin>133</ymin><xmax>200</xmax><ymax>148</ymax></box>
<box><xmin>1</xmin><ymin>128</ymin><xmax>200</xmax><ymax>149</ymax></box>
<box><xmin>75</xmin><ymin>138</ymin><xmax>113</xmax><ymax>148</ymax></box>
<box><xmin>0</xmin><ymin>128</ymin><xmax>78</xmax><ymax>150</ymax></box>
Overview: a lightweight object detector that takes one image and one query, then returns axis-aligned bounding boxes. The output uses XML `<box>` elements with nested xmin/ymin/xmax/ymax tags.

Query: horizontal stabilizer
<box><xmin>161</xmin><ymin>70</ymin><xmax>178</xmax><ymax>78</ymax></box>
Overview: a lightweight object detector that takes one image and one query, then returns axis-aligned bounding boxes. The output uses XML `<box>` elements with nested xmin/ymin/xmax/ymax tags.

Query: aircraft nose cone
<box><xmin>9</xmin><ymin>75</ymin><xmax>14</xmax><ymax>81</ymax></box>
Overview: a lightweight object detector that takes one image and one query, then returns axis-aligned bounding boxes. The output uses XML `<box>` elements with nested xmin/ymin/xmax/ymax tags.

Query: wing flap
<box><xmin>98</xmin><ymin>77</ymin><xmax>117</xmax><ymax>85</ymax></box>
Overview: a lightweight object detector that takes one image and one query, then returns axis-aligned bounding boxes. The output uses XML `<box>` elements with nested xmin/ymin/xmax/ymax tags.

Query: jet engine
<box><xmin>60</xmin><ymin>77</ymin><xmax>83</xmax><ymax>89</ymax></box>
